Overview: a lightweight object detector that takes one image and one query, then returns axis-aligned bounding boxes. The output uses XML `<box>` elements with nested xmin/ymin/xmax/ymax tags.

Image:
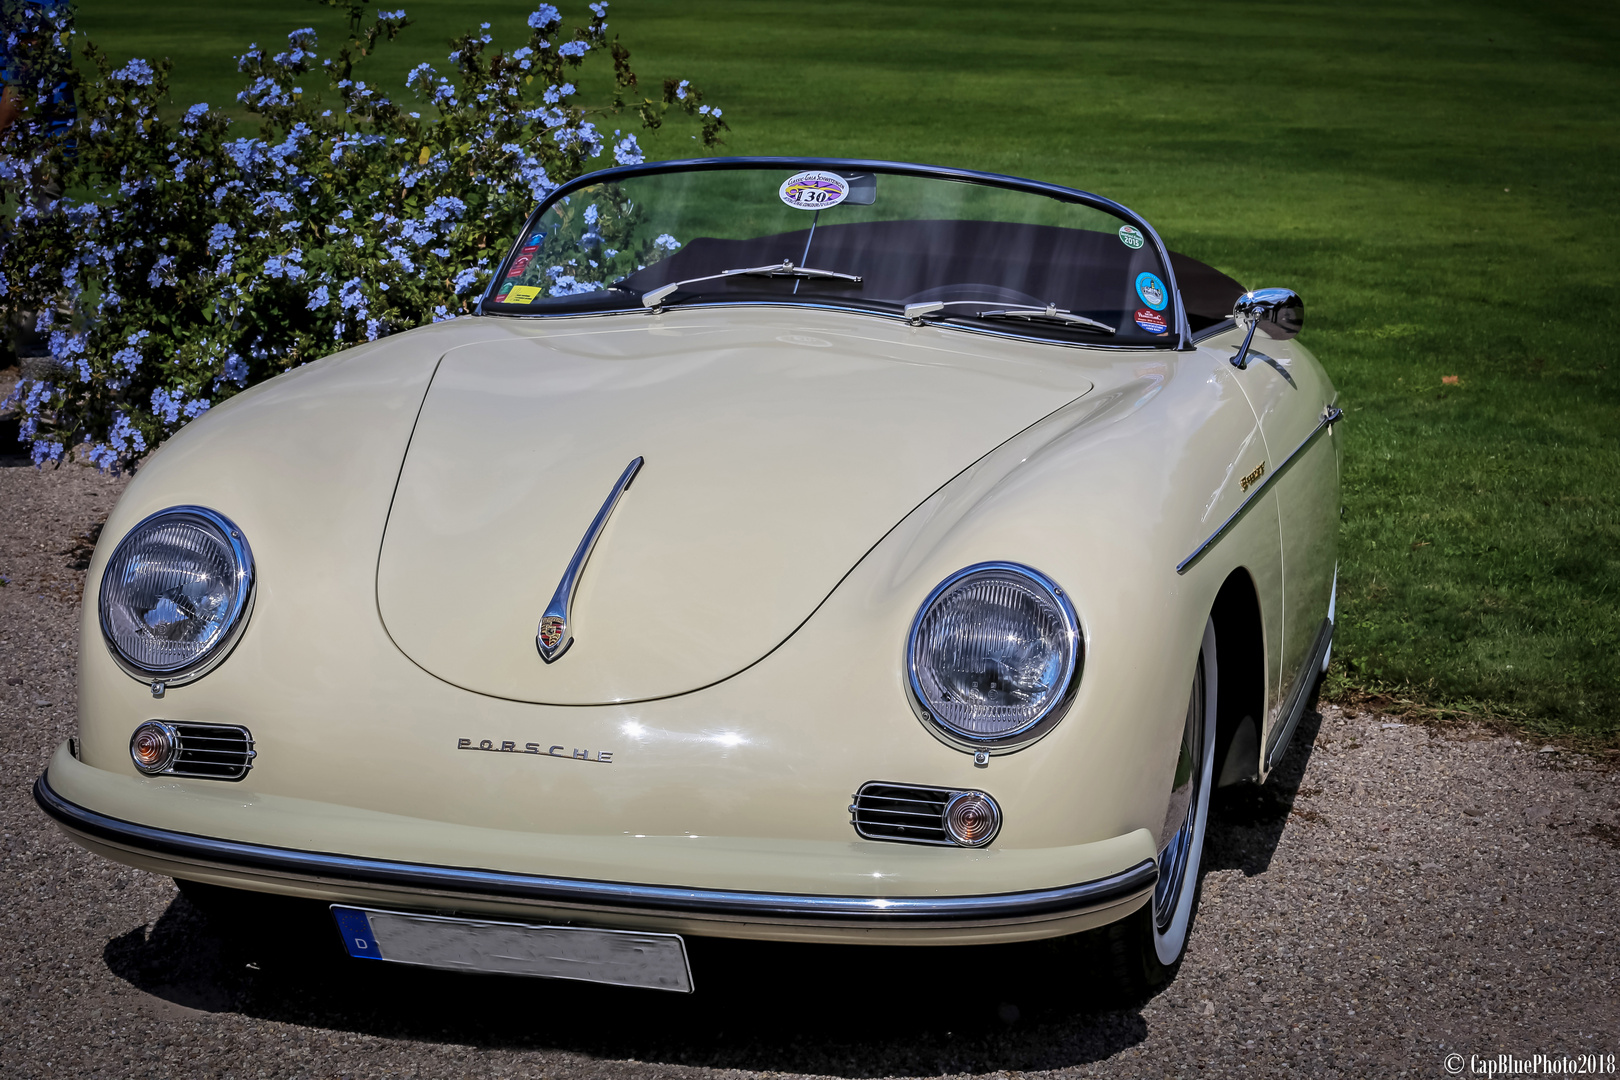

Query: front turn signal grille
<box><xmin>167</xmin><ymin>722</ymin><xmax>256</xmax><ymax>781</ymax></box>
<box><xmin>850</xmin><ymin>781</ymin><xmax>1002</xmax><ymax>847</ymax></box>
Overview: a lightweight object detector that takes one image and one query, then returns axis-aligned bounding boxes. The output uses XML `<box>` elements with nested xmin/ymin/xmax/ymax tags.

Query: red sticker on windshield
<box><xmin>506</xmin><ymin>253</ymin><xmax>533</xmax><ymax>278</ymax></box>
<box><xmin>1134</xmin><ymin>308</ymin><xmax>1168</xmax><ymax>334</ymax></box>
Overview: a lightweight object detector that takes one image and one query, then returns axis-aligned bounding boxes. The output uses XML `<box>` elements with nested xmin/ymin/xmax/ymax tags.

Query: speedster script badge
<box><xmin>538</xmin><ymin>615</ymin><xmax>567</xmax><ymax>651</ymax></box>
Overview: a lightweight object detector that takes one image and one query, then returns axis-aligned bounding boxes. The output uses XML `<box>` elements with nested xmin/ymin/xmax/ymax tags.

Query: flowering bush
<box><xmin>0</xmin><ymin>0</ymin><xmax>726</xmax><ymax>470</ymax></box>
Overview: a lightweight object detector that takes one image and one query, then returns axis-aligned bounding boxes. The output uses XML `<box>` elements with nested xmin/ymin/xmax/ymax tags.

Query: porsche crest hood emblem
<box><xmin>538</xmin><ymin>616</ymin><xmax>567</xmax><ymax>652</ymax></box>
<box><xmin>536</xmin><ymin>457</ymin><xmax>643</xmax><ymax>663</ymax></box>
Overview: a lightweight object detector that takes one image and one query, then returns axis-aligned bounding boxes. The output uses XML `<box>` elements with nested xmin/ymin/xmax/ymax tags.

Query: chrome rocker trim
<box><xmin>1264</xmin><ymin>616</ymin><xmax>1335</xmax><ymax>772</ymax></box>
<box><xmin>34</xmin><ymin>775</ymin><xmax>1156</xmax><ymax>926</ymax></box>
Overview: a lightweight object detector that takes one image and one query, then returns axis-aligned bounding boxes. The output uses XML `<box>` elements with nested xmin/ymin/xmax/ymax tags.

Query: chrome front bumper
<box><xmin>35</xmin><ymin>771</ymin><xmax>1156</xmax><ymax>944</ymax></box>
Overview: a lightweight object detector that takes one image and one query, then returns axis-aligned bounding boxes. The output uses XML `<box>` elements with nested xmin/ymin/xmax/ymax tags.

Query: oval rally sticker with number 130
<box><xmin>779</xmin><ymin>170</ymin><xmax>849</xmax><ymax>210</ymax></box>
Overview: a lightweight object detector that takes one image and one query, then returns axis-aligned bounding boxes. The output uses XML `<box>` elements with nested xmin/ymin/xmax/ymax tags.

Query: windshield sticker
<box><xmin>1118</xmin><ymin>225</ymin><xmax>1145</xmax><ymax>250</ymax></box>
<box><xmin>779</xmin><ymin>170</ymin><xmax>850</xmax><ymax>210</ymax></box>
<box><xmin>507</xmin><ymin>252</ymin><xmax>535</xmax><ymax>279</ymax></box>
<box><xmin>1135</xmin><ymin>272</ymin><xmax>1168</xmax><ymax>311</ymax></box>
<box><xmin>1134</xmin><ymin>308</ymin><xmax>1168</xmax><ymax>334</ymax></box>
<box><xmin>505</xmin><ymin>285</ymin><xmax>543</xmax><ymax>305</ymax></box>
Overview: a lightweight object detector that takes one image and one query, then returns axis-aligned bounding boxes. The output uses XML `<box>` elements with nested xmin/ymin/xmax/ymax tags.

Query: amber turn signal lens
<box><xmin>942</xmin><ymin>791</ymin><xmax>1001</xmax><ymax>847</ymax></box>
<box><xmin>129</xmin><ymin>721</ymin><xmax>179</xmax><ymax>775</ymax></box>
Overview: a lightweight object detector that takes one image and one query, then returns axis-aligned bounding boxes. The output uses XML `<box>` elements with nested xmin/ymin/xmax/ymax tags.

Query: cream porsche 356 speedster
<box><xmin>36</xmin><ymin>157</ymin><xmax>1339</xmax><ymax>998</ymax></box>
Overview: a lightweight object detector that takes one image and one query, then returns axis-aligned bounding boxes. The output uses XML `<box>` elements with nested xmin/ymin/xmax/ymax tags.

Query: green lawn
<box><xmin>73</xmin><ymin>0</ymin><xmax>1620</xmax><ymax>740</ymax></box>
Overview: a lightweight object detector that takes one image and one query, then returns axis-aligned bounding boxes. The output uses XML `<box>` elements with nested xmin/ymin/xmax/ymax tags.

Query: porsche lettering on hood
<box><xmin>376</xmin><ymin>314</ymin><xmax>1093</xmax><ymax>705</ymax></box>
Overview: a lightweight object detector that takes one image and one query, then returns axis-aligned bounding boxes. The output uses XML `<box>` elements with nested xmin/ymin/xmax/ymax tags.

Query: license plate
<box><xmin>330</xmin><ymin>906</ymin><xmax>693</xmax><ymax>993</ymax></box>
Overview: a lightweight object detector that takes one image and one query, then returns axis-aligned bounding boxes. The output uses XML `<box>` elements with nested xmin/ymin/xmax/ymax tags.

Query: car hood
<box><xmin>376</xmin><ymin>311</ymin><xmax>1094</xmax><ymax>704</ymax></box>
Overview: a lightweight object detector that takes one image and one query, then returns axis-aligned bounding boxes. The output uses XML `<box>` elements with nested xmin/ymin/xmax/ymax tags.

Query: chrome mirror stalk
<box><xmin>1229</xmin><ymin>288</ymin><xmax>1304</xmax><ymax>370</ymax></box>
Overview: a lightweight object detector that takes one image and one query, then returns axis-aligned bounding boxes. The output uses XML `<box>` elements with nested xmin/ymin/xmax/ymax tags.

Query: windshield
<box><xmin>484</xmin><ymin>162</ymin><xmax>1185</xmax><ymax>345</ymax></box>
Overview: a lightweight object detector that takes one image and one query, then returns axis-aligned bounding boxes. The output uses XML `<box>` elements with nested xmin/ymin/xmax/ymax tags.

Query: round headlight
<box><xmin>907</xmin><ymin>562</ymin><xmax>1081</xmax><ymax>750</ymax></box>
<box><xmin>99</xmin><ymin>506</ymin><xmax>255</xmax><ymax>685</ymax></box>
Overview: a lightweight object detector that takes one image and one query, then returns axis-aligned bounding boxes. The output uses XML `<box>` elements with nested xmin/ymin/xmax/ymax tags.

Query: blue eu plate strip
<box><xmin>331</xmin><ymin>906</ymin><xmax>382</xmax><ymax>960</ymax></box>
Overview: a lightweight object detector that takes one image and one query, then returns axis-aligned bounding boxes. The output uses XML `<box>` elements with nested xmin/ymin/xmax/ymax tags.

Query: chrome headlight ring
<box><xmin>98</xmin><ymin>505</ymin><xmax>256</xmax><ymax>688</ymax></box>
<box><xmin>906</xmin><ymin>561</ymin><xmax>1082</xmax><ymax>753</ymax></box>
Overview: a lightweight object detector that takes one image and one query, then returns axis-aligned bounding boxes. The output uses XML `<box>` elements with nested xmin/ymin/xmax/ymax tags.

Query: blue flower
<box><xmin>274</xmin><ymin>28</ymin><xmax>319</xmax><ymax>67</ymax></box>
<box><xmin>147</xmin><ymin>255</ymin><xmax>177</xmax><ymax>287</ymax></box>
<box><xmin>558</xmin><ymin>40</ymin><xmax>589</xmax><ymax>59</ymax></box>
<box><xmin>307</xmin><ymin>284</ymin><xmax>330</xmax><ymax>310</ymax></box>
<box><xmin>653</xmin><ymin>234</ymin><xmax>682</xmax><ymax>252</ymax></box>
<box><xmin>264</xmin><ymin>250</ymin><xmax>306</xmax><ymax>280</ymax></box>
<box><xmin>385</xmin><ymin>243</ymin><xmax>416</xmax><ymax>273</ymax></box>
<box><xmin>108</xmin><ymin>413</ymin><xmax>148</xmax><ymax>455</ymax></box>
<box><xmin>514</xmin><ymin>156</ymin><xmax>554</xmax><ymax>201</ymax></box>
<box><xmin>254</xmin><ymin>191</ymin><xmax>296</xmax><ymax>215</ymax></box>
<box><xmin>150</xmin><ymin>388</ymin><xmax>182</xmax><ymax>424</ymax></box>
<box><xmin>112</xmin><ymin>58</ymin><xmax>157</xmax><ymax>86</ymax></box>
<box><xmin>423</xmin><ymin>194</ymin><xmax>467</xmax><ymax>226</ymax></box>
<box><xmin>112</xmin><ymin>330</ymin><xmax>150</xmax><ymax>372</ymax></box>
<box><xmin>529</xmin><ymin>5</ymin><xmax>561</xmax><ymax>30</ymax></box>
<box><xmin>612</xmin><ymin>132</ymin><xmax>644</xmax><ymax>165</ymax></box>
<box><xmin>221</xmin><ymin>353</ymin><xmax>249</xmax><ymax>386</ymax></box>
<box><xmin>339</xmin><ymin>277</ymin><xmax>368</xmax><ymax>312</ymax></box>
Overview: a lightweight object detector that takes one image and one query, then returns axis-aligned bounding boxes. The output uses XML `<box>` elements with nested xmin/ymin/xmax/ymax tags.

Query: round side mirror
<box><xmin>1230</xmin><ymin>288</ymin><xmax>1304</xmax><ymax>369</ymax></box>
<box><xmin>1234</xmin><ymin>288</ymin><xmax>1304</xmax><ymax>339</ymax></box>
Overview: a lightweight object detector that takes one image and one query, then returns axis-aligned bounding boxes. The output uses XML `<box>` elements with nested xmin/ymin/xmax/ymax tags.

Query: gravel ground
<box><xmin>2</xmin><ymin>449</ymin><xmax>1617</xmax><ymax>1080</ymax></box>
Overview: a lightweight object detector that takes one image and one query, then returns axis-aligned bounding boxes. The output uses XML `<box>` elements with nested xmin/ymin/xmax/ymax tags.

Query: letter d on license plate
<box><xmin>330</xmin><ymin>906</ymin><xmax>693</xmax><ymax>993</ymax></box>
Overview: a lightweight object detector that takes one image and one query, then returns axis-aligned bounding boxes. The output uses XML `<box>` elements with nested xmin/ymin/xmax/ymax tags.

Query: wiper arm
<box><xmin>979</xmin><ymin>307</ymin><xmax>1116</xmax><ymax>334</ymax></box>
<box><xmin>642</xmin><ymin>260</ymin><xmax>862</xmax><ymax>308</ymax></box>
<box><xmin>904</xmin><ymin>300</ymin><xmax>1115</xmax><ymax>335</ymax></box>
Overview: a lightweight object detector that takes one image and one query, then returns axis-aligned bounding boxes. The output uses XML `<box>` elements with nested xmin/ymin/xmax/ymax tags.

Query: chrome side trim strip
<box><xmin>1264</xmin><ymin>617</ymin><xmax>1335</xmax><ymax>772</ymax></box>
<box><xmin>34</xmin><ymin>776</ymin><xmax>1155</xmax><ymax>926</ymax></box>
<box><xmin>1176</xmin><ymin>406</ymin><xmax>1343</xmax><ymax>575</ymax></box>
<box><xmin>537</xmin><ymin>456</ymin><xmax>643</xmax><ymax>663</ymax></box>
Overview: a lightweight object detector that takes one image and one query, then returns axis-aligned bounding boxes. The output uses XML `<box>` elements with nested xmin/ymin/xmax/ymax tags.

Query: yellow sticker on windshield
<box><xmin>505</xmin><ymin>285</ymin><xmax>542</xmax><ymax>305</ymax></box>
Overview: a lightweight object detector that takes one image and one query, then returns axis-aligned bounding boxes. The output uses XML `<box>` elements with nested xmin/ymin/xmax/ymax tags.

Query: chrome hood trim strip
<box><xmin>35</xmin><ymin>775</ymin><xmax>1155</xmax><ymax>926</ymax></box>
<box><xmin>537</xmin><ymin>456</ymin><xmax>643</xmax><ymax>663</ymax></box>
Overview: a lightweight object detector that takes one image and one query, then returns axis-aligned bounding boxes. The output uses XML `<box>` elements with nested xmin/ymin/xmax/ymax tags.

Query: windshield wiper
<box><xmin>641</xmin><ymin>260</ymin><xmax>863</xmax><ymax>308</ymax></box>
<box><xmin>903</xmin><ymin>300</ymin><xmax>1115</xmax><ymax>335</ymax></box>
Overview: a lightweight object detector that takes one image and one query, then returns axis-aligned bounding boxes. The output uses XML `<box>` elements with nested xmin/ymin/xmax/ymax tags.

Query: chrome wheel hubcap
<box><xmin>1154</xmin><ymin>654</ymin><xmax>1205</xmax><ymax>932</ymax></box>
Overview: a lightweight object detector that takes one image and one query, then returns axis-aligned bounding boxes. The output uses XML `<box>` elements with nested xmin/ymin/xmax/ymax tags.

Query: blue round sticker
<box><xmin>1135</xmin><ymin>272</ymin><xmax>1168</xmax><ymax>312</ymax></box>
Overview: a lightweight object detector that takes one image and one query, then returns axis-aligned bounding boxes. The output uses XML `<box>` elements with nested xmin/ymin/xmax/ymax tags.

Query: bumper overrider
<box><xmin>35</xmin><ymin>748</ymin><xmax>1157</xmax><ymax>946</ymax></box>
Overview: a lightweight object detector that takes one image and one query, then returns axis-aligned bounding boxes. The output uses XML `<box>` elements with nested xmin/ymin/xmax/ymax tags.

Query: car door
<box><xmin>1227</xmin><ymin>335</ymin><xmax>1340</xmax><ymax>775</ymax></box>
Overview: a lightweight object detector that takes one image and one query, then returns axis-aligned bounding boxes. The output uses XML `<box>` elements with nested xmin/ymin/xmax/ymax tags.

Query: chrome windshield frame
<box><xmin>478</xmin><ymin>156</ymin><xmax>1191</xmax><ymax>351</ymax></box>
